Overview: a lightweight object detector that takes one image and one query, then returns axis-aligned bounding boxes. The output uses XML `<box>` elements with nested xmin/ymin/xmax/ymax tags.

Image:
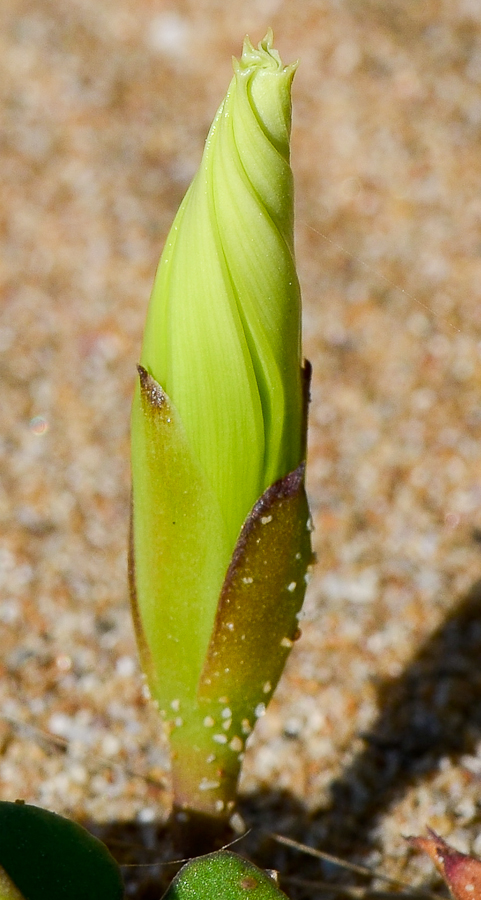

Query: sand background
<box><xmin>2</xmin><ymin>1</ymin><xmax>481</xmax><ymax>896</ymax></box>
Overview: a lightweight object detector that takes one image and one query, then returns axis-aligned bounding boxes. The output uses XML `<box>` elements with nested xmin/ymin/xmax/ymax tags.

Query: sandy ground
<box><xmin>2</xmin><ymin>1</ymin><xmax>481</xmax><ymax>897</ymax></box>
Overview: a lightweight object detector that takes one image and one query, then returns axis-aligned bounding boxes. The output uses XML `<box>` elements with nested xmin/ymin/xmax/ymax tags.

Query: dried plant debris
<box><xmin>410</xmin><ymin>830</ymin><xmax>481</xmax><ymax>900</ymax></box>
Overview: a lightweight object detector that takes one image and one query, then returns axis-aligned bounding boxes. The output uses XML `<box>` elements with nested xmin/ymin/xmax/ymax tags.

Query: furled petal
<box><xmin>140</xmin><ymin>30</ymin><xmax>302</xmax><ymax>549</ymax></box>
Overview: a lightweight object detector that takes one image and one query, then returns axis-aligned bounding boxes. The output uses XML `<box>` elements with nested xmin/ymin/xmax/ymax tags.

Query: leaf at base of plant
<box><xmin>0</xmin><ymin>801</ymin><xmax>123</xmax><ymax>900</ymax></box>
<box><xmin>161</xmin><ymin>850</ymin><xmax>291</xmax><ymax>900</ymax></box>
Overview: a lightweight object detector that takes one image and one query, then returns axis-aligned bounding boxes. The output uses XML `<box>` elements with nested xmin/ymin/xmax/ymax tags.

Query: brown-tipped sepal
<box><xmin>197</xmin><ymin>462</ymin><xmax>313</xmax><ymax>750</ymax></box>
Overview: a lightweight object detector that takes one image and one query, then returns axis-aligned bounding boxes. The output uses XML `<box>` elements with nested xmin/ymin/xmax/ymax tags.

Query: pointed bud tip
<box><xmin>235</xmin><ymin>29</ymin><xmax>298</xmax><ymax>80</ymax></box>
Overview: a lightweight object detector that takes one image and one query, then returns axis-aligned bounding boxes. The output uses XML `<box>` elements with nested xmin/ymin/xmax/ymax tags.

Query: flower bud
<box><xmin>130</xmin><ymin>31</ymin><xmax>312</xmax><ymax>825</ymax></box>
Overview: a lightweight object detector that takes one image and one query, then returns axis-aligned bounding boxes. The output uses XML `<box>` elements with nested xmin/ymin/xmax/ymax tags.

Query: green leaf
<box><xmin>162</xmin><ymin>851</ymin><xmax>291</xmax><ymax>900</ymax></box>
<box><xmin>0</xmin><ymin>801</ymin><xmax>123</xmax><ymax>900</ymax></box>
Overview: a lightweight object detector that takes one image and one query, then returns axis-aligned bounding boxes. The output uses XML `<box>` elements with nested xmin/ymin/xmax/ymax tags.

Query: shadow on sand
<box><xmin>96</xmin><ymin>577</ymin><xmax>481</xmax><ymax>897</ymax></box>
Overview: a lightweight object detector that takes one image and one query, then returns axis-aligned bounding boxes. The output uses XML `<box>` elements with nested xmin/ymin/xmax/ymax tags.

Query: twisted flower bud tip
<box><xmin>237</xmin><ymin>30</ymin><xmax>292</xmax><ymax>72</ymax></box>
<box><xmin>233</xmin><ymin>32</ymin><xmax>299</xmax><ymax>161</ymax></box>
<box><xmin>139</xmin><ymin>30</ymin><xmax>302</xmax><ymax>550</ymax></box>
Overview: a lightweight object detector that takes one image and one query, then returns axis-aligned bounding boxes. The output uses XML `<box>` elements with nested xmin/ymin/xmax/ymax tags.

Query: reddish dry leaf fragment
<box><xmin>409</xmin><ymin>829</ymin><xmax>481</xmax><ymax>899</ymax></box>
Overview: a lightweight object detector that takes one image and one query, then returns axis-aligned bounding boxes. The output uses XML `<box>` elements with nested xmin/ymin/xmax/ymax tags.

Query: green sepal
<box><xmin>161</xmin><ymin>851</ymin><xmax>290</xmax><ymax>900</ymax></box>
<box><xmin>0</xmin><ymin>801</ymin><xmax>123</xmax><ymax>900</ymax></box>
<box><xmin>197</xmin><ymin>462</ymin><xmax>312</xmax><ymax>731</ymax></box>
<box><xmin>130</xmin><ymin>366</ymin><xmax>230</xmax><ymax>714</ymax></box>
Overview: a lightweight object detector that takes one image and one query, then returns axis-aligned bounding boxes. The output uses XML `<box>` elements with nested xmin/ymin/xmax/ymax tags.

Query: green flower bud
<box><xmin>130</xmin><ymin>31</ymin><xmax>312</xmax><ymax>827</ymax></box>
<box><xmin>140</xmin><ymin>30</ymin><xmax>301</xmax><ymax>550</ymax></box>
